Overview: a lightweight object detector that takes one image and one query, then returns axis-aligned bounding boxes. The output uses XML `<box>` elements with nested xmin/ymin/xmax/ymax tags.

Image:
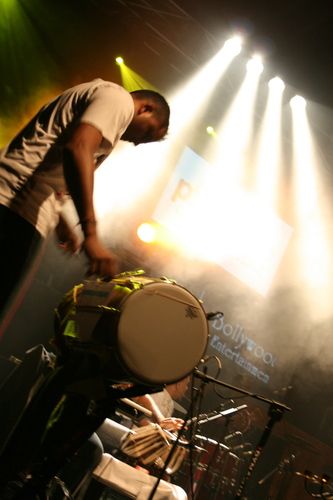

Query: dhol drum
<box><xmin>54</xmin><ymin>273</ymin><xmax>209</xmax><ymax>386</ymax></box>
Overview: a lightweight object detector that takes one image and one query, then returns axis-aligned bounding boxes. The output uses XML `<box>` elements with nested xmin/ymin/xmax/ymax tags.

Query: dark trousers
<box><xmin>51</xmin><ymin>433</ymin><xmax>104</xmax><ymax>499</ymax></box>
<box><xmin>0</xmin><ymin>205</ymin><xmax>42</xmax><ymax>346</ymax></box>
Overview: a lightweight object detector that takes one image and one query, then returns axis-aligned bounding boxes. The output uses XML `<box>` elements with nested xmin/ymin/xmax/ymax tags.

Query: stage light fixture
<box><xmin>246</xmin><ymin>55</ymin><xmax>264</xmax><ymax>75</ymax></box>
<box><xmin>115</xmin><ymin>56</ymin><xmax>124</xmax><ymax>65</ymax></box>
<box><xmin>206</xmin><ymin>126</ymin><xmax>216</xmax><ymax>137</ymax></box>
<box><xmin>268</xmin><ymin>77</ymin><xmax>285</xmax><ymax>92</ymax></box>
<box><xmin>223</xmin><ymin>35</ymin><xmax>242</xmax><ymax>56</ymax></box>
<box><xmin>137</xmin><ymin>222</ymin><xmax>156</xmax><ymax>243</ymax></box>
<box><xmin>290</xmin><ymin>95</ymin><xmax>306</xmax><ymax>108</ymax></box>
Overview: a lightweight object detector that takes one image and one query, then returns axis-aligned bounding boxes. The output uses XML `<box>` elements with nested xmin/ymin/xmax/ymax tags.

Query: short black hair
<box><xmin>130</xmin><ymin>89</ymin><xmax>170</xmax><ymax>129</ymax></box>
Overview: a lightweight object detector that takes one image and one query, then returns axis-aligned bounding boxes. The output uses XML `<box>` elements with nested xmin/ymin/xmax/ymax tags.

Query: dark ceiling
<box><xmin>90</xmin><ymin>0</ymin><xmax>333</xmax><ymax>109</ymax></box>
<box><xmin>179</xmin><ymin>0</ymin><xmax>333</xmax><ymax>108</ymax></box>
<box><xmin>1</xmin><ymin>0</ymin><xmax>333</xmax><ymax>123</ymax></box>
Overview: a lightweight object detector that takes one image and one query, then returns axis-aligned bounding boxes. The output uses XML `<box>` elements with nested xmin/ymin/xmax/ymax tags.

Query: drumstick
<box><xmin>120</xmin><ymin>398</ymin><xmax>153</xmax><ymax>418</ymax></box>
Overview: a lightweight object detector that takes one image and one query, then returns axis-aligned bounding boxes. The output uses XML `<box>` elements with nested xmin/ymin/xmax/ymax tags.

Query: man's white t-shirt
<box><xmin>0</xmin><ymin>79</ymin><xmax>134</xmax><ymax>237</ymax></box>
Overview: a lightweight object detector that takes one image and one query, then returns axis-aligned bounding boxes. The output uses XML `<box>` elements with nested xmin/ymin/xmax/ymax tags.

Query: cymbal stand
<box><xmin>257</xmin><ymin>453</ymin><xmax>296</xmax><ymax>499</ymax></box>
<box><xmin>257</xmin><ymin>453</ymin><xmax>296</xmax><ymax>486</ymax></box>
<box><xmin>193</xmin><ymin>369</ymin><xmax>291</xmax><ymax>500</ymax></box>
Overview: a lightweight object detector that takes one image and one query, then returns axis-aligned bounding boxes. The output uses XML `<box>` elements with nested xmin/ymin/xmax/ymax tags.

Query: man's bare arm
<box><xmin>62</xmin><ymin>123</ymin><xmax>117</xmax><ymax>277</ymax></box>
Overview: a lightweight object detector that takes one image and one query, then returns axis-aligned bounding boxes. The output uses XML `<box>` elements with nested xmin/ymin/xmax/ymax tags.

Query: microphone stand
<box><xmin>193</xmin><ymin>369</ymin><xmax>291</xmax><ymax>500</ymax></box>
<box><xmin>147</xmin><ymin>370</ymin><xmax>209</xmax><ymax>500</ymax></box>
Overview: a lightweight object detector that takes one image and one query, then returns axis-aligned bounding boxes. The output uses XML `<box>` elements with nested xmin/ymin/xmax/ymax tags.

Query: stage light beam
<box><xmin>291</xmin><ymin>96</ymin><xmax>332</xmax><ymax>314</ymax></box>
<box><xmin>169</xmin><ymin>35</ymin><xmax>243</xmax><ymax>136</ymax></box>
<box><xmin>254</xmin><ymin>75</ymin><xmax>285</xmax><ymax>208</ymax></box>
<box><xmin>209</xmin><ymin>55</ymin><xmax>263</xmax><ymax>185</ymax></box>
<box><xmin>246</xmin><ymin>55</ymin><xmax>264</xmax><ymax>75</ymax></box>
<box><xmin>222</xmin><ymin>35</ymin><xmax>242</xmax><ymax>57</ymax></box>
<box><xmin>115</xmin><ymin>60</ymin><xmax>158</xmax><ymax>92</ymax></box>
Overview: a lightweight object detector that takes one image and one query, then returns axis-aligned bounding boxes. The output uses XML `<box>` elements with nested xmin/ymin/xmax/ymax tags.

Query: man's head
<box><xmin>121</xmin><ymin>89</ymin><xmax>170</xmax><ymax>146</ymax></box>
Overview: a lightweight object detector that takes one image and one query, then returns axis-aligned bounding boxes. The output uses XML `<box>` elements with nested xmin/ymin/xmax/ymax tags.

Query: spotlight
<box><xmin>290</xmin><ymin>95</ymin><xmax>306</xmax><ymax>108</ymax></box>
<box><xmin>206</xmin><ymin>126</ymin><xmax>216</xmax><ymax>136</ymax></box>
<box><xmin>137</xmin><ymin>222</ymin><xmax>156</xmax><ymax>243</ymax></box>
<box><xmin>115</xmin><ymin>56</ymin><xmax>124</xmax><ymax>65</ymax></box>
<box><xmin>223</xmin><ymin>36</ymin><xmax>242</xmax><ymax>56</ymax></box>
<box><xmin>246</xmin><ymin>55</ymin><xmax>264</xmax><ymax>75</ymax></box>
<box><xmin>268</xmin><ymin>77</ymin><xmax>285</xmax><ymax>92</ymax></box>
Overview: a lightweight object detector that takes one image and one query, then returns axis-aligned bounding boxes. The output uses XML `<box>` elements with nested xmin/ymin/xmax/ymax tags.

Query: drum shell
<box><xmin>56</xmin><ymin>277</ymin><xmax>209</xmax><ymax>386</ymax></box>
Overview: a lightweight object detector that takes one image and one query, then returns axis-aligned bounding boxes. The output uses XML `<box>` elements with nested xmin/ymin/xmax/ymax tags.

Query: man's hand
<box><xmin>56</xmin><ymin>215</ymin><xmax>81</xmax><ymax>254</ymax></box>
<box><xmin>159</xmin><ymin>417</ymin><xmax>185</xmax><ymax>432</ymax></box>
<box><xmin>82</xmin><ymin>234</ymin><xmax>118</xmax><ymax>278</ymax></box>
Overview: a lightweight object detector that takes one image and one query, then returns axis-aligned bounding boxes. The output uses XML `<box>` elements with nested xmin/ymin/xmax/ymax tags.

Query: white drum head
<box><xmin>117</xmin><ymin>281</ymin><xmax>208</xmax><ymax>384</ymax></box>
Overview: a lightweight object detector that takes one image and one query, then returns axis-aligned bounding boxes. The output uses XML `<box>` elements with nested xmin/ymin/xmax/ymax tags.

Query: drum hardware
<box><xmin>199</xmin><ymin>404</ymin><xmax>248</xmax><ymax>425</ymax></box>
<box><xmin>195</xmin><ymin>435</ymin><xmax>224</xmax><ymax>446</ymax></box>
<box><xmin>229</xmin><ymin>442</ymin><xmax>253</xmax><ymax>459</ymax></box>
<box><xmin>258</xmin><ymin>455</ymin><xmax>333</xmax><ymax>498</ymax></box>
<box><xmin>224</xmin><ymin>430</ymin><xmax>243</xmax><ymax>442</ymax></box>
<box><xmin>163</xmin><ymin>429</ymin><xmax>192</xmax><ymax>449</ymax></box>
<box><xmin>194</xmin><ymin>434</ymin><xmax>231</xmax><ymax>453</ymax></box>
<box><xmin>206</xmin><ymin>311</ymin><xmax>224</xmax><ymax>320</ymax></box>
<box><xmin>258</xmin><ymin>452</ymin><xmax>296</xmax><ymax>489</ymax></box>
<box><xmin>193</xmin><ymin>368</ymin><xmax>292</xmax><ymax>499</ymax></box>
<box><xmin>224</xmin><ymin>432</ymin><xmax>249</xmax><ymax>454</ymax></box>
<box><xmin>186</xmin><ymin>409</ymin><xmax>219</xmax><ymax>426</ymax></box>
<box><xmin>177</xmin><ymin>432</ymin><xmax>242</xmax><ymax>498</ymax></box>
<box><xmin>259</xmin><ymin>462</ymin><xmax>333</xmax><ymax>499</ymax></box>
<box><xmin>295</xmin><ymin>470</ymin><xmax>331</xmax><ymax>483</ymax></box>
<box><xmin>296</xmin><ymin>470</ymin><xmax>333</xmax><ymax>498</ymax></box>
